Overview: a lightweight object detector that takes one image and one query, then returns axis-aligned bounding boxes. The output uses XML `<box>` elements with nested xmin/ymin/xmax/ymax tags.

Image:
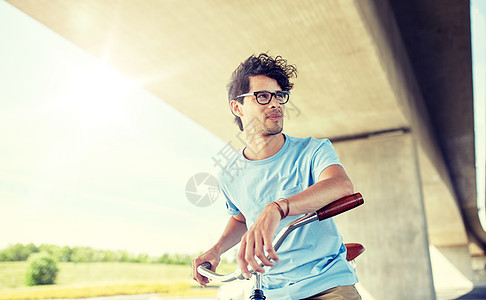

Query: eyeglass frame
<box><xmin>235</xmin><ymin>90</ymin><xmax>290</xmax><ymax>105</ymax></box>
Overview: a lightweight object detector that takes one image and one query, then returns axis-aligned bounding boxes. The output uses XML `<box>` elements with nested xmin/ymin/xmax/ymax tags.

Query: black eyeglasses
<box><xmin>235</xmin><ymin>90</ymin><xmax>290</xmax><ymax>105</ymax></box>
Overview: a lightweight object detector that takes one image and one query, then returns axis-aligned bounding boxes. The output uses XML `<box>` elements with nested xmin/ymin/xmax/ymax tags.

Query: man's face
<box><xmin>233</xmin><ymin>75</ymin><xmax>285</xmax><ymax>136</ymax></box>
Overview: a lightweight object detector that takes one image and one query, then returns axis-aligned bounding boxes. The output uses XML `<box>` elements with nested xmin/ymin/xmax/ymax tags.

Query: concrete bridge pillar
<box><xmin>333</xmin><ymin>132</ymin><xmax>436</xmax><ymax>300</ymax></box>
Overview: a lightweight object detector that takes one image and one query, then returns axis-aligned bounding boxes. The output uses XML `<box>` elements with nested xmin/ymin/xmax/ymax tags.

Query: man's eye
<box><xmin>275</xmin><ymin>92</ymin><xmax>284</xmax><ymax>99</ymax></box>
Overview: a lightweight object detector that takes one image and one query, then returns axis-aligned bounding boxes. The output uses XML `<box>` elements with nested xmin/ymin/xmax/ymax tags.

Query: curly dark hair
<box><xmin>227</xmin><ymin>53</ymin><xmax>298</xmax><ymax>131</ymax></box>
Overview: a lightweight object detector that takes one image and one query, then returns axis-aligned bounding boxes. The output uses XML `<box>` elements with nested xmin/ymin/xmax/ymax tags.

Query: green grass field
<box><xmin>0</xmin><ymin>261</ymin><xmax>235</xmax><ymax>299</ymax></box>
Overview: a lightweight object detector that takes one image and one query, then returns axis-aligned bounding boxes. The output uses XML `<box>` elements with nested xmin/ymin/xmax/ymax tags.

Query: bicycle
<box><xmin>197</xmin><ymin>193</ymin><xmax>365</xmax><ymax>300</ymax></box>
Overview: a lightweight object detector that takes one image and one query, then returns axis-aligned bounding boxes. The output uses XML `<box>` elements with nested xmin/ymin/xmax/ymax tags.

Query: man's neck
<box><xmin>243</xmin><ymin>133</ymin><xmax>285</xmax><ymax>161</ymax></box>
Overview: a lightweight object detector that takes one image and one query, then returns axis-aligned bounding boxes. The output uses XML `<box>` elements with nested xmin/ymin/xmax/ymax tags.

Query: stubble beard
<box><xmin>262</xmin><ymin>119</ymin><xmax>283</xmax><ymax>136</ymax></box>
<box><xmin>244</xmin><ymin>115</ymin><xmax>283</xmax><ymax>139</ymax></box>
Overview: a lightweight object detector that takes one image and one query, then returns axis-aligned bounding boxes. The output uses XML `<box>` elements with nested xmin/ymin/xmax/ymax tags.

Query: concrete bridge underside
<box><xmin>6</xmin><ymin>0</ymin><xmax>482</xmax><ymax>298</ymax></box>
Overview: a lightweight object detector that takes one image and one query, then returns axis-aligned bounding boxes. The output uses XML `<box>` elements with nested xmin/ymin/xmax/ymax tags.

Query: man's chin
<box><xmin>263</xmin><ymin>126</ymin><xmax>283</xmax><ymax>136</ymax></box>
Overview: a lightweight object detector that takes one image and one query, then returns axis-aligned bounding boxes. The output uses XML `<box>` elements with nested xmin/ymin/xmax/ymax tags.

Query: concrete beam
<box><xmin>354</xmin><ymin>0</ymin><xmax>469</xmax><ymax>247</ymax></box>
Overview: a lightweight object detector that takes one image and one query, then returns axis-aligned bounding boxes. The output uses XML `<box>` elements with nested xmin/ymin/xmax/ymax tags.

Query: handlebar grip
<box><xmin>200</xmin><ymin>261</ymin><xmax>212</xmax><ymax>270</ymax></box>
<box><xmin>316</xmin><ymin>193</ymin><xmax>364</xmax><ymax>221</ymax></box>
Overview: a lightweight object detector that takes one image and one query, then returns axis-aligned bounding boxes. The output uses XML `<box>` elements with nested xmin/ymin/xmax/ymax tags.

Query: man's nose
<box><xmin>267</xmin><ymin>95</ymin><xmax>281</xmax><ymax>108</ymax></box>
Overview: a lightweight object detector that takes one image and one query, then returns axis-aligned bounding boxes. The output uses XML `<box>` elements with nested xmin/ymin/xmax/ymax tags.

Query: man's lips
<box><xmin>266</xmin><ymin>112</ymin><xmax>282</xmax><ymax>120</ymax></box>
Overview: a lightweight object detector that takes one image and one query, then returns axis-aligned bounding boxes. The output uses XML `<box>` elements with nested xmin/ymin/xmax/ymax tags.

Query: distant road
<box><xmin>64</xmin><ymin>294</ymin><xmax>216</xmax><ymax>300</ymax></box>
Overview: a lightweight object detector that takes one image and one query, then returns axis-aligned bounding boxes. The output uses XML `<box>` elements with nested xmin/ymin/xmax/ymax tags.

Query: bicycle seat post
<box><xmin>249</xmin><ymin>273</ymin><xmax>265</xmax><ymax>300</ymax></box>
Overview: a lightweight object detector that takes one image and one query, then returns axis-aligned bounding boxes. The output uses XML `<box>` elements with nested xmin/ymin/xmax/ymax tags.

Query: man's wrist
<box><xmin>267</xmin><ymin>198</ymin><xmax>290</xmax><ymax>220</ymax></box>
<box><xmin>277</xmin><ymin>198</ymin><xmax>290</xmax><ymax>218</ymax></box>
<box><xmin>210</xmin><ymin>243</ymin><xmax>223</xmax><ymax>256</ymax></box>
<box><xmin>267</xmin><ymin>201</ymin><xmax>285</xmax><ymax>219</ymax></box>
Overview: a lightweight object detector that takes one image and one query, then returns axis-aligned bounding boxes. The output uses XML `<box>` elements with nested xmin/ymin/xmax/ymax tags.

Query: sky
<box><xmin>472</xmin><ymin>0</ymin><xmax>486</xmax><ymax>229</ymax></box>
<box><xmin>0</xmin><ymin>1</ymin><xmax>485</xmax><ymax>257</ymax></box>
<box><xmin>0</xmin><ymin>0</ymin><xmax>231</xmax><ymax>257</ymax></box>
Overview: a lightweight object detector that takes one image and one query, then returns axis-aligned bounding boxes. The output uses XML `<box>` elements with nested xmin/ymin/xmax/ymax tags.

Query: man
<box><xmin>192</xmin><ymin>53</ymin><xmax>361</xmax><ymax>299</ymax></box>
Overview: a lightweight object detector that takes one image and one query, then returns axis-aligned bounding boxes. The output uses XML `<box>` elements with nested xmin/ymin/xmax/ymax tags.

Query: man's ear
<box><xmin>229</xmin><ymin>100</ymin><xmax>243</xmax><ymax>117</ymax></box>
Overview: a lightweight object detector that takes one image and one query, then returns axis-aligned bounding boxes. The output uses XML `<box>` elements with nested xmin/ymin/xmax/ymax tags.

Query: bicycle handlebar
<box><xmin>197</xmin><ymin>192</ymin><xmax>364</xmax><ymax>282</ymax></box>
<box><xmin>316</xmin><ymin>193</ymin><xmax>364</xmax><ymax>220</ymax></box>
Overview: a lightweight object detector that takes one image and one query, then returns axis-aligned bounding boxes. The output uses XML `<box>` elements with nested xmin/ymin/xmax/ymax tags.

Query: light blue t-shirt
<box><xmin>217</xmin><ymin>133</ymin><xmax>358</xmax><ymax>300</ymax></box>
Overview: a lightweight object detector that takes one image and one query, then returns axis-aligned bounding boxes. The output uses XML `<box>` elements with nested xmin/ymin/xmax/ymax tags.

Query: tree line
<box><xmin>0</xmin><ymin>243</ymin><xmax>194</xmax><ymax>265</ymax></box>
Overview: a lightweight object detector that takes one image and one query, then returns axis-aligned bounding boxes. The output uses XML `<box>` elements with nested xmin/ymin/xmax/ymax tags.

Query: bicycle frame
<box><xmin>197</xmin><ymin>193</ymin><xmax>364</xmax><ymax>298</ymax></box>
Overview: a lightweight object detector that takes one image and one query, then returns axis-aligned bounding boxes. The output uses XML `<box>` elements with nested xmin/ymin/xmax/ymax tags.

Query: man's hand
<box><xmin>192</xmin><ymin>248</ymin><xmax>221</xmax><ymax>287</ymax></box>
<box><xmin>238</xmin><ymin>203</ymin><xmax>281</xmax><ymax>278</ymax></box>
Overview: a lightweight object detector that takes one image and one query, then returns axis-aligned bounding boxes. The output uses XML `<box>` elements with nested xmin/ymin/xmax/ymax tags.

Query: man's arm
<box><xmin>285</xmin><ymin>165</ymin><xmax>354</xmax><ymax>216</ymax></box>
<box><xmin>192</xmin><ymin>213</ymin><xmax>247</xmax><ymax>287</ymax></box>
<box><xmin>237</xmin><ymin>165</ymin><xmax>353</xmax><ymax>278</ymax></box>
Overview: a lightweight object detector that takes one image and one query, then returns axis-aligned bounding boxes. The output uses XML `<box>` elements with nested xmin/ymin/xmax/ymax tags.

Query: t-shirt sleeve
<box><xmin>311</xmin><ymin>139</ymin><xmax>343</xmax><ymax>181</ymax></box>
<box><xmin>220</xmin><ymin>184</ymin><xmax>240</xmax><ymax>216</ymax></box>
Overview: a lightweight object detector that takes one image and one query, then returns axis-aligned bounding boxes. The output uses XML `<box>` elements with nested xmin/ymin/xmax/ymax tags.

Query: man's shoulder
<box><xmin>285</xmin><ymin>134</ymin><xmax>331</xmax><ymax>149</ymax></box>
